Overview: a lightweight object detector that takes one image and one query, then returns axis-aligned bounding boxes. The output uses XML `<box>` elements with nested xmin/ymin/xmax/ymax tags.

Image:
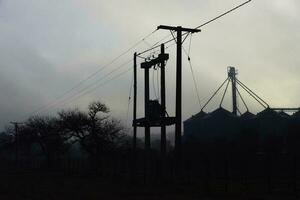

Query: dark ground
<box><xmin>0</xmin><ymin>172</ymin><xmax>299</xmax><ymax>200</ymax></box>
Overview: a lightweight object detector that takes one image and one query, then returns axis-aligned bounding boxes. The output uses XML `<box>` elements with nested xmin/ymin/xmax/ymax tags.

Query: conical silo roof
<box><xmin>183</xmin><ymin>110</ymin><xmax>207</xmax><ymax>139</ymax></box>
<box><xmin>256</xmin><ymin>108</ymin><xmax>290</xmax><ymax>138</ymax></box>
<box><xmin>184</xmin><ymin>110</ymin><xmax>207</xmax><ymax>123</ymax></box>
<box><xmin>205</xmin><ymin>107</ymin><xmax>234</xmax><ymax>119</ymax></box>
<box><xmin>240</xmin><ymin>111</ymin><xmax>256</xmax><ymax>120</ymax></box>
<box><xmin>292</xmin><ymin>110</ymin><xmax>300</xmax><ymax>121</ymax></box>
<box><xmin>194</xmin><ymin>110</ymin><xmax>207</xmax><ymax>118</ymax></box>
<box><xmin>195</xmin><ymin>107</ymin><xmax>241</xmax><ymax>141</ymax></box>
<box><xmin>191</xmin><ymin>110</ymin><xmax>207</xmax><ymax>120</ymax></box>
<box><xmin>278</xmin><ymin>111</ymin><xmax>290</xmax><ymax>119</ymax></box>
<box><xmin>257</xmin><ymin>107</ymin><xmax>278</xmax><ymax>118</ymax></box>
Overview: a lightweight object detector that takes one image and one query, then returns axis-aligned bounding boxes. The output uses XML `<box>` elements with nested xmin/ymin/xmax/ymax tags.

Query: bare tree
<box><xmin>58</xmin><ymin>101</ymin><xmax>124</xmax><ymax>162</ymax></box>
<box><xmin>22</xmin><ymin>116</ymin><xmax>68</xmax><ymax>167</ymax></box>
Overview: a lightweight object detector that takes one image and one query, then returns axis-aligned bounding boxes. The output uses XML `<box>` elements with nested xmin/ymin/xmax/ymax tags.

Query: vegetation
<box><xmin>0</xmin><ymin>101</ymin><xmax>126</xmax><ymax>167</ymax></box>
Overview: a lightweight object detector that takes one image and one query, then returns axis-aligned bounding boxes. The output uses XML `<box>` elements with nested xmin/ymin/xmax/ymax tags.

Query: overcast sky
<box><xmin>0</xmin><ymin>0</ymin><xmax>300</xmax><ymax>131</ymax></box>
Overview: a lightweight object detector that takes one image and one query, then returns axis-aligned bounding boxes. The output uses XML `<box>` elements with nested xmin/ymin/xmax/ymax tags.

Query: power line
<box><xmin>183</xmin><ymin>47</ymin><xmax>202</xmax><ymax>110</ymax></box>
<box><xmin>49</xmin><ymin>31</ymin><xmax>178</xmax><ymax>114</ymax></box>
<box><xmin>27</xmin><ymin>29</ymin><xmax>177</xmax><ymax>117</ymax></box>
<box><xmin>195</xmin><ymin>0</ymin><xmax>252</xmax><ymax>30</ymax></box>
<box><xmin>31</xmin><ymin>32</ymin><xmax>179</xmax><ymax>116</ymax></box>
<box><xmin>59</xmin><ymin>67</ymin><xmax>133</xmax><ymax>110</ymax></box>
<box><xmin>21</xmin><ymin>0</ymin><xmax>253</xmax><ymax>120</ymax></box>
<box><xmin>25</xmin><ymin>29</ymin><xmax>157</xmax><ymax>118</ymax></box>
<box><xmin>151</xmin><ymin>33</ymin><xmax>173</xmax><ymax>50</ymax></box>
<box><xmin>137</xmin><ymin>0</ymin><xmax>252</xmax><ymax>56</ymax></box>
<box><xmin>126</xmin><ymin>73</ymin><xmax>134</xmax><ymax>125</ymax></box>
<box><xmin>37</xmin><ymin>59</ymin><xmax>132</xmax><ymax>115</ymax></box>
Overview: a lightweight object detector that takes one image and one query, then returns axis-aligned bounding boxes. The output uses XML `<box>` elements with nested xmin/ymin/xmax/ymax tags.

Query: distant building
<box><xmin>184</xmin><ymin>67</ymin><xmax>300</xmax><ymax>146</ymax></box>
<box><xmin>184</xmin><ymin>107</ymin><xmax>294</xmax><ymax>144</ymax></box>
<box><xmin>184</xmin><ymin>107</ymin><xmax>240</xmax><ymax>142</ymax></box>
<box><xmin>255</xmin><ymin>108</ymin><xmax>290</xmax><ymax>139</ymax></box>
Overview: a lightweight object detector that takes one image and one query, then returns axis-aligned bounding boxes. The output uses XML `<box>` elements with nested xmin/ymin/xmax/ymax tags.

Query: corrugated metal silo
<box><xmin>255</xmin><ymin>108</ymin><xmax>290</xmax><ymax>140</ymax></box>
<box><xmin>184</xmin><ymin>107</ymin><xmax>240</xmax><ymax>141</ymax></box>
<box><xmin>240</xmin><ymin>111</ymin><xmax>257</xmax><ymax>132</ymax></box>
<box><xmin>183</xmin><ymin>111</ymin><xmax>207</xmax><ymax>139</ymax></box>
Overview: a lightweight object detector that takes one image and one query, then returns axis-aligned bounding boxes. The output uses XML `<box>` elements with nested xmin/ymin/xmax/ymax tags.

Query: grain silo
<box><xmin>184</xmin><ymin>67</ymin><xmax>298</xmax><ymax>144</ymax></box>
<box><xmin>196</xmin><ymin>107</ymin><xmax>240</xmax><ymax>141</ymax></box>
<box><xmin>292</xmin><ymin>110</ymin><xmax>300</xmax><ymax>122</ymax></box>
<box><xmin>255</xmin><ymin>108</ymin><xmax>290</xmax><ymax>139</ymax></box>
<box><xmin>183</xmin><ymin>110</ymin><xmax>207</xmax><ymax>140</ymax></box>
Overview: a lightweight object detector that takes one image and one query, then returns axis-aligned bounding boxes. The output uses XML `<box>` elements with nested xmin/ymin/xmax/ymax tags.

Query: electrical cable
<box><xmin>25</xmin><ymin>29</ymin><xmax>157</xmax><ymax>118</ymax></box>
<box><xmin>59</xmin><ymin>67</ymin><xmax>133</xmax><ymax>110</ymax></box>
<box><xmin>143</xmin><ymin>38</ymin><xmax>152</xmax><ymax>48</ymax></box>
<box><xmin>126</xmin><ymin>73</ymin><xmax>134</xmax><ymax>125</ymax></box>
<box><xmin>151</xmin><ymin>33</ymin><xmax>173</xmax><ymax>49</ymax></box>
<box><xmin>25</xmin><ymin>0</ymin><xmax>253</xmax><ymax>119</ymax></box>
<box><xmin>183</xmin><ymin>46</ymin><xmax>202</xmax><ymax>109</ymax></box>
<box><xmin>182</xmin><ymin>33</ymin><xmax>190</xmax><ymax>44</ymax></box>
<box><xmin>37</xmin><ymin>59</ymin><xmax>132</xmax><ymax>114</ymax></box>
<box><xmin>186</xmin><ymin>35</ymin><xmax>202</xmax><ymax>108</ymax></box>
<box><xmin>195</xmin><ymin>0</ymin><xmax>252</xmax><ymax>30</ymax></box>
<box><xmin>137</xmin><ymin>0</ymin><xmax>252</xmax><ymax>56</ymax></box>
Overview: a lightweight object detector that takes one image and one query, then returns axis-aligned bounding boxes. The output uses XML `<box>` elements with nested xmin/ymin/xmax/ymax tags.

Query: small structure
<box><xmin>133</xmin><ymin>44</ymin><xmax>175</xmax><ymax>156</ymax></box>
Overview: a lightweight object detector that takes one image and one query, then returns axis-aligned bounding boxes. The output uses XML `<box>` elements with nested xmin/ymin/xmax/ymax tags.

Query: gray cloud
<box><xmin>0</xmin><ymin>0</ymin><xmax>299</xmax><ymax>131</ymax></box>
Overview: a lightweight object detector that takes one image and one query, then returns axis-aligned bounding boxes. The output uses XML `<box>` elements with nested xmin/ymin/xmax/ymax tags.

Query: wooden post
<box><xmin>132</xmin><ymin>52</ymin><xmax>137</xmax><ymax>183</ymax></box>
<box><xmin>160</xmin><ymin>44</ymin><xmax>166</xmax><ymax>157</ymax></box>
<box><xmin>133</xmin><ymin>53</ymin><xmax>137</xmax><ymax>151</ymax></box>
<box><xmin>144</xmin><ymin>64</ymin><xmax>151</xmax><ymax>183</ymax></box>
<box><xmin>175</xmin><ymin>26</ymin><xmax>182</xmax><ymax>162</ymax></box>
<box><xmin>145</xmin><ymin>67</ymin><xmax>151</xmax><ymax>151</ymax></box>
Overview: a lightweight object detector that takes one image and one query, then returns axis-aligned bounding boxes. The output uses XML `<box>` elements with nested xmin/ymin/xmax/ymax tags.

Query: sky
<box><xmin>0</xmin><ymin>0</ymin><xmax>300</xmax><ymax>132</ymax></box>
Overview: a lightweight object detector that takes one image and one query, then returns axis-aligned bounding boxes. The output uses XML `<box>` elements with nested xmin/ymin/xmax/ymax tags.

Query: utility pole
<box><xmin>133</xmin><ymin>53</ymin><xmax>137</xmax><ymax>152</ymax></box>
<box><xmin>10</xmin><ymin>122</ymin><xmax>23</xmax><ymax>163</ymax></box>
<box><xmin>160</xmin><ymin>44</ymin><xmax>166</xmax><ymax>157</ymax></box>
<box><xmin>144</xmin><ymin>60</ymin><xmax>151</xmax><ymax>151</ymax></box>
<box><xmin>157</xmin><ymin>25</ymin><xmax>200</xmax><ymax>162</ymax></box>
<box><xmin>131</xmin><ymin>53</ymin><xmax>138</xmax><ymax>183</ymax></box>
